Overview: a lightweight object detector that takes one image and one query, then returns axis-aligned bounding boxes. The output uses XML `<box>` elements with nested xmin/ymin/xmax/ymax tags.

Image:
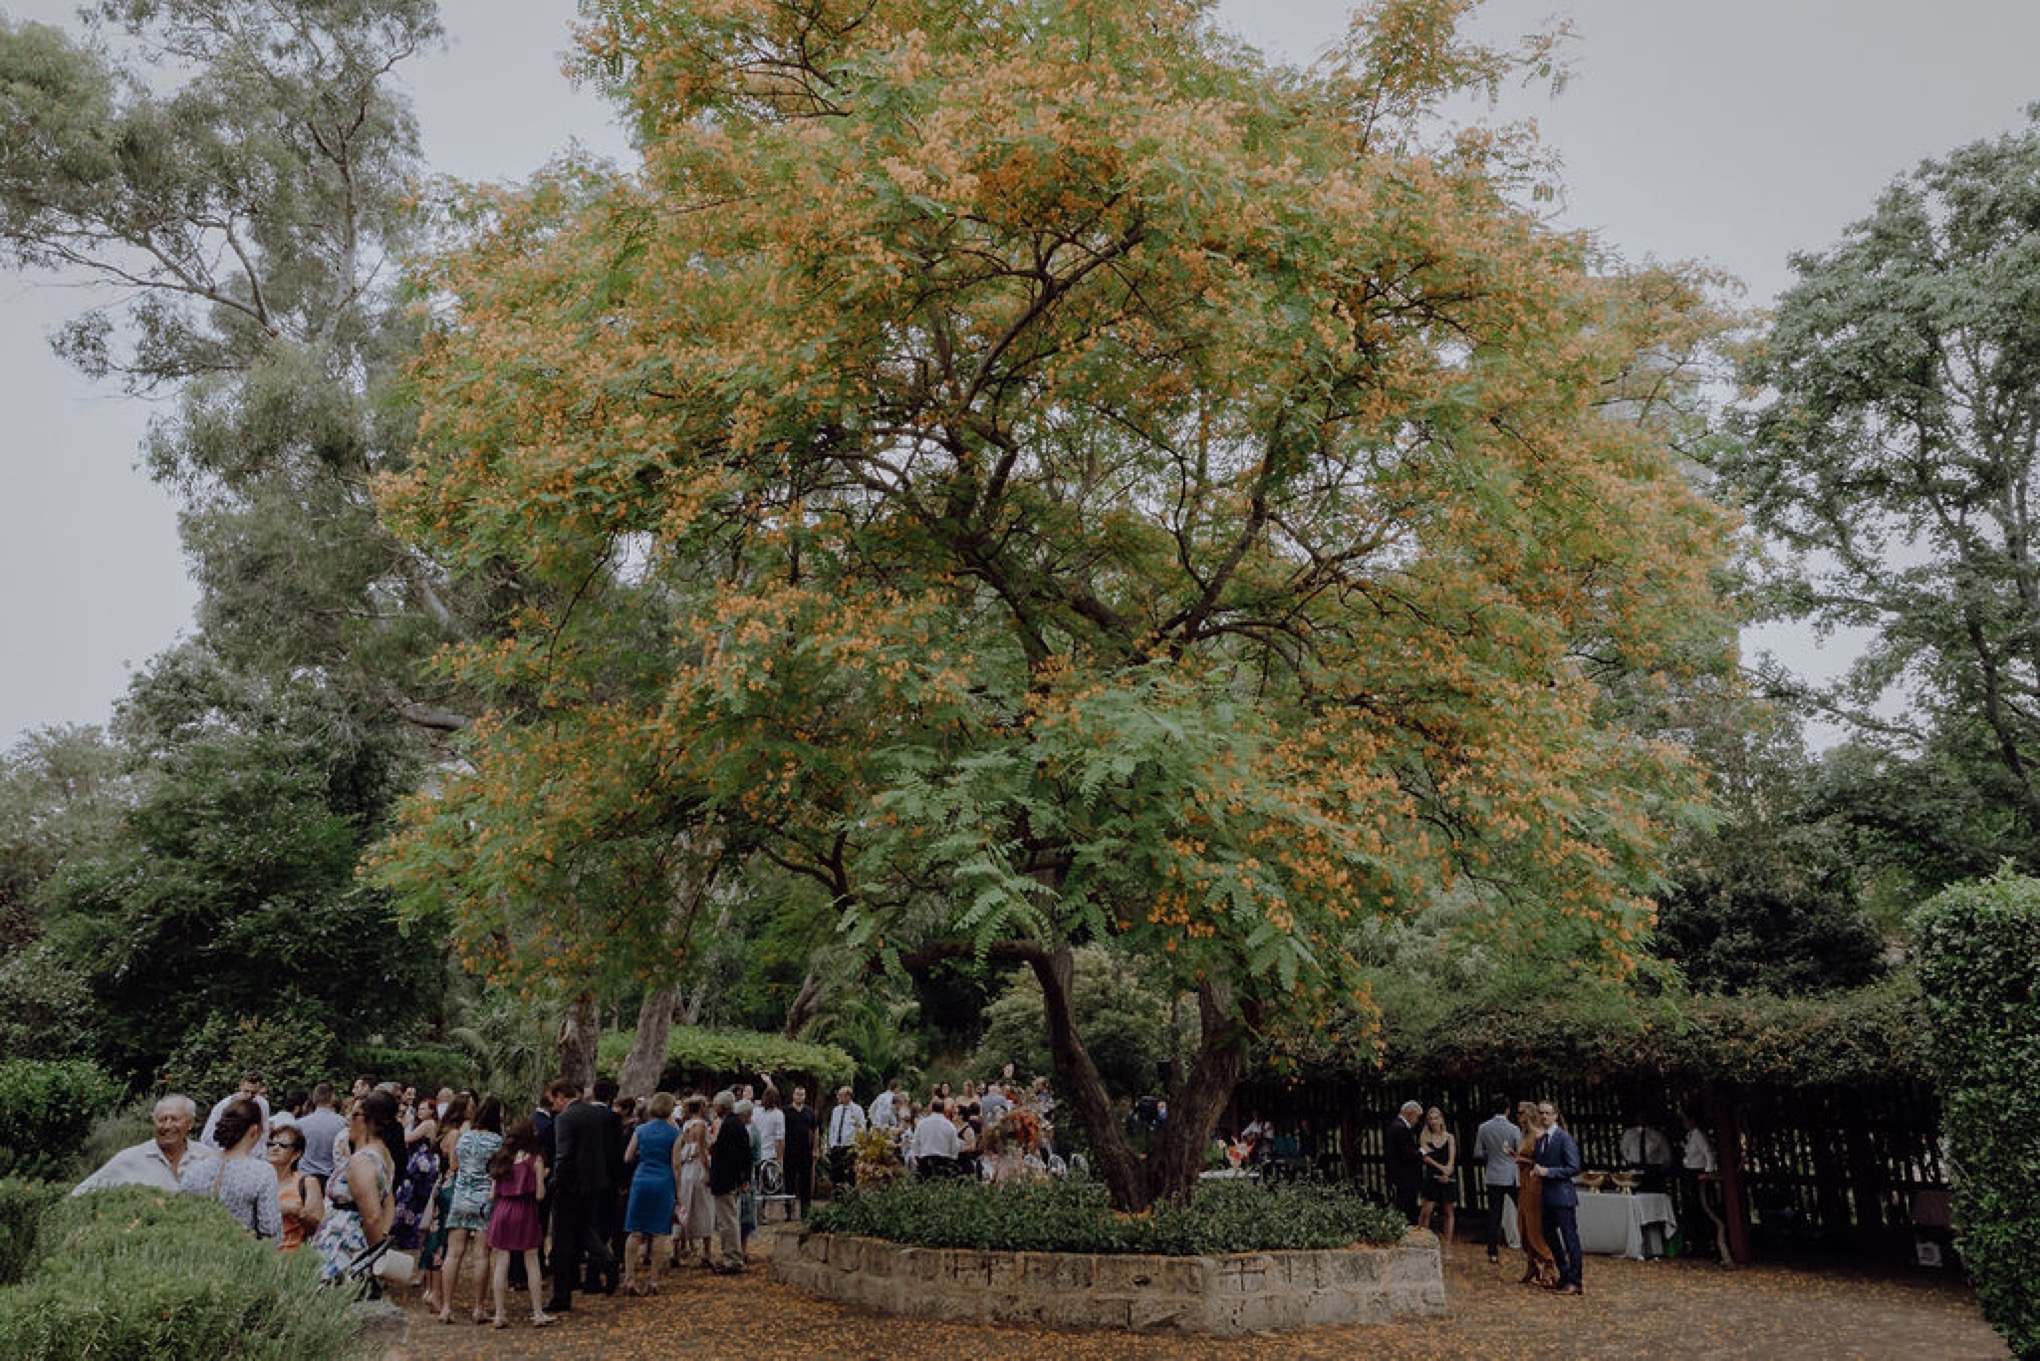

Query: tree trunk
<box><xmin>1146</xmin><ymin>979</ymin><xmax>1248</xmax><ymax>1203</ymax></box>
<box><xmin>1028</xmin><ymin>944</ymin><xmax>1250</xmax><ymax>1212</ymax></box>
<box><xmin>781</xmin><ymin>964</ymin><xmax>825</xmax><ymax>1039</ymax></box>
<box><xmin>617</xmin><ymin>986</ymin><xmax>680</xmax><ymax>1097</ymax></box>
<box><xmin>557</xmin><ymin>994</ymin><xmax>599</xmax><ymax>1088</ymax></box>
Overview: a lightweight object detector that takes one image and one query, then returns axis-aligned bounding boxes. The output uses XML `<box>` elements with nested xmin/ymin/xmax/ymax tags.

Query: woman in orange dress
<box><xmin>1512</xmin><ymin>1101</ymin><xmax>1559</xmax><ymax>1287</ymax></box>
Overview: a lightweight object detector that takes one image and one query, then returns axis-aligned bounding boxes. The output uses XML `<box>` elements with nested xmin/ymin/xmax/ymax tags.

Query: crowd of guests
<box><xmin>70</xmin><ymin>1065</ymin><xmax>1061</xmax><ymax>1329</ymax></box>
<box><xmin>816</xmin><ymin>1073</ymin><xmax>1061</xmax><ymax>1189</ymax></box>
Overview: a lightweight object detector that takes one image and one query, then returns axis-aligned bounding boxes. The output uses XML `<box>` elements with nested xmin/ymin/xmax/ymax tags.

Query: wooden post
<box><xmin>1705</xmin><ymin>1081</ymin><xmax>1752</xmax><ymax>1264</ymax></box>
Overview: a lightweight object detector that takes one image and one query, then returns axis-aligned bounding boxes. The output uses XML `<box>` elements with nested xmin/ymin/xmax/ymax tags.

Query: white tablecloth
<box><xmin>1503</xmin><ymin>1190</ymin><xmax>1677</xmax><ymax>1260</ymax></box>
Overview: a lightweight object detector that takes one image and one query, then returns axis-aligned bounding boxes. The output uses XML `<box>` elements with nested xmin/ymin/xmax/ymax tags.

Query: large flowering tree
<box><xmin>373</xmin><ymin>0</ymin><xmax>1738</xmax><ymax>1210</ymax></box>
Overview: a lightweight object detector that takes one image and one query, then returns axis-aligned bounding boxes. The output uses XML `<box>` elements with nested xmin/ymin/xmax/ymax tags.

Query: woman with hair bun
<box><xmin>180</xmin><ymin>1093</ymin><xmax>282</xmax><ymax>1239</ymax></box>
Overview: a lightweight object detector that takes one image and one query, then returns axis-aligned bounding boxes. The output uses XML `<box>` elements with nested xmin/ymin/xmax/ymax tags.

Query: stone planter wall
<box><xmin>764</xmin><ymin>1225</ymin><xmax>1444</xmax><ymax>1335</ymax></box>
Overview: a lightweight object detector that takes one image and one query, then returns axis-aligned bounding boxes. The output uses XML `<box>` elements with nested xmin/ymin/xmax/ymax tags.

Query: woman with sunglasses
<box><xmin>267</xmin><ymin>1125</ymin><xmax>326</xmax><ymax>1252</ymax></box>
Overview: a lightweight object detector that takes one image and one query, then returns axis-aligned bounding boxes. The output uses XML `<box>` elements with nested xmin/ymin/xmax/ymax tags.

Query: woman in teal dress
<box><xmin>621</xmin><ymin>1091</ymin><xmax>683</xmax><ymax>1295</ymax></box>
<box><xmin>437</xmin><ymin>1095</ymin><xmax>503</xmax><ymax>1324</ymax></box>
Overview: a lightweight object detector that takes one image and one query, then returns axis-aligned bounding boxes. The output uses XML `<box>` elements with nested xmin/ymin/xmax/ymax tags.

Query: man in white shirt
<box><xmin>825</xmin><ymin>1086</ymin><xmax>867</xmax><ymax>1188</ymax></box>
<box><xmin>1471</xmin><ymin>1094</ymin><xmax>1520</xmax><ymax>1262</ymax></box>
<box><xmin>912</xmin><ymin>1098</ymin><xmax>962</xmax><ymax>1178</ymax></box>
<box><xmin>73</xmin><ymin>1094</ymin><xmax>215</xmax><ymax>1195</ymax></box>
<box><xmin>199</xmin><ymin>1071</ymin><xmax>271</xmax><ymax>1148</ymax></box>
<box><xmin>869</xmin><ymin>1077</ymin><xmax>903</xmax><ymax>1130</ymax></box>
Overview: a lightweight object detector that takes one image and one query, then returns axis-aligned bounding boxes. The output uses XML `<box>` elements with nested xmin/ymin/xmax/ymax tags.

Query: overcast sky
<box><xmin>5</xmin><ymin>0</ymin><xmax>2040</xmax><ymax>749</ymax></box>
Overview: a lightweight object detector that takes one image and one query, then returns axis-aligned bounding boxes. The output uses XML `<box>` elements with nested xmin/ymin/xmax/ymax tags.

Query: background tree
<box><xmin>34</xmin><ymin>647</ymin><xmax>439</xmax><ymax>1083</ymax></box>
<box><xmin>1653</xmin><ymin>699</ymin><xmax>1886</xmax><ymax>995</ymax></box>
<box><xmin>375</xmin><ymin>0</ymin><xmax>1739</xmax><ymax>1210</ymax></box>
<box><xmin>1726</xmin><ymin>115</ymin><xmax>2040</xmax><ymax>878</ymax></box>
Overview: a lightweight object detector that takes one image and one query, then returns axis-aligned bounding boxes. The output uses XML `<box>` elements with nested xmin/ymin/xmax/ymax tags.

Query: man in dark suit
<box><xmin>543</xmin><ymin>1080</ymin><xmax>618</xmax><ymax>1313</ymax></box>
<box><xmin>1532</xmin><ymin>1099</ymin><xmax>1584</xmax><ymax>1295</ymax></box>
<box><xmin>1384</xmin><ymin>1100</ymin><xmax>1424</xmax><ymax>1224</ymax></box>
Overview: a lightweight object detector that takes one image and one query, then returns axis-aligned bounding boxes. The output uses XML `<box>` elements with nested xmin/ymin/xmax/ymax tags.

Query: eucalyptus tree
<box><xmin>1727</xmin><ymin>116</ymin><xmax>2040</xmax><ymax>873</ymax></box>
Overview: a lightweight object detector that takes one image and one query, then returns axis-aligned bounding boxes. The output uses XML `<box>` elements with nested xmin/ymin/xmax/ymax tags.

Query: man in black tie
<box><xmin>824</xmin><ymin>1085</ymin><xmax>867</xmax><ymax>1191</ymax></box>
<box><xmin>543</xmin><ymin>1079</ymin><xmax>618</xmax><ymax>1314</ymax></box>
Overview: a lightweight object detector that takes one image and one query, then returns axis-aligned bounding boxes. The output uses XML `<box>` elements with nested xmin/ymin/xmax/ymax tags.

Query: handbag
<box><xmin>373</xmin><ymin>1245</ymin><xmax>418</xmax><ymax>1285</ymax></box>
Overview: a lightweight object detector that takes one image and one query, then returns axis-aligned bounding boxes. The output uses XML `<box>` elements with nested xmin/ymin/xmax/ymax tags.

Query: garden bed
<box><xmin>777</xmin><ymin>1176</ymin><xmax>1435</xmax><ymax>1334</ymax></box>
<box><xmin>767</xmin><ymin>1225</ymin><xmax>1444</xmax><ymax>1334</ymax></box>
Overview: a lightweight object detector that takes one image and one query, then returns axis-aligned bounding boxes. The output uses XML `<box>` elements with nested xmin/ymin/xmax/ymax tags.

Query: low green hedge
<box><xmin>1911</xmin><ymin>871</ymin><xmax>2040</xmax><ymax>1361</ymax></box>
<box><xmin>807</xmin><ymin>1176</ymin><xmax>1405</xmax><ymax>1255</ymax></box>
<box><xmin>0</xmin><ymin>1179</ymin><xmax>67</xmax><ymax>1286</ymax></box>
<box><xmin>0</xmin><ymin>1187</ymin><xmax>368</xmax><ymax>1359</ymax></box>
<box><xmin>596</xmin><ymin>1025</ymin><xmax>856</xmax><ymax>1093</ymax></box>
<box><xmin>0</xmin><ymin>1059</ymin><xmax>126</xmax><ymax>1182</ymax></box>
<box><xmin>1368</xmin><ymin>980</ymin><xmax>1933</xmax><ymax>1087</ymax></box>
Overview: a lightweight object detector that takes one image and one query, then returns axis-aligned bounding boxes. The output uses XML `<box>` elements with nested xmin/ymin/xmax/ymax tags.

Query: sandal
<box><xmin>531</xmin><ymin>1313</ymin><xmax>556</xmax><ymax>1328</ymax></box>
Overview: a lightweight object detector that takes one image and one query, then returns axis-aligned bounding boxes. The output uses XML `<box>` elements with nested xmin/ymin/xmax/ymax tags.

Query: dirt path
<box><xmin>384</xmin><ymin>1236</ymin><xmax>2007</xmax><ymax>1360</ymax></box>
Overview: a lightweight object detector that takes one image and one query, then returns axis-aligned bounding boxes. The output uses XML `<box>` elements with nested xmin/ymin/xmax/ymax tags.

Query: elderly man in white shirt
<box><xmin>912</xmin><ymin>1098</ymin><xmax>963</xmax><ymax>1179</ymax></box>
<box><xmin>73</xmin><ymin>1094</ymin><xmax>216</xmax><ymax>1195</ymax></box>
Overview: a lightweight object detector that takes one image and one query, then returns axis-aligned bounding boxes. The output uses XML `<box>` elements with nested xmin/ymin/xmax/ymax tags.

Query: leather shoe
<box><xmin>541</xmin><ymin>1300</ymin><xmax>572</xmax><ymax>1314</ymax></box>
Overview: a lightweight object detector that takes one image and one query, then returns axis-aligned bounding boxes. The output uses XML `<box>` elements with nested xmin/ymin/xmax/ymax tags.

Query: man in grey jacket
<box><xmin>1471</xmin><ymin>1094</ymin><xmax>1520</xmax><ymax>1262</ymax></box>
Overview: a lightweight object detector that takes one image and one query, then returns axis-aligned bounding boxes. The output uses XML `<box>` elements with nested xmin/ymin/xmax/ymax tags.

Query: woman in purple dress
<box><xmin>485</xmin><ymin>1117</ymin><xmax>552</xmax><ymax>1329</ymax></box>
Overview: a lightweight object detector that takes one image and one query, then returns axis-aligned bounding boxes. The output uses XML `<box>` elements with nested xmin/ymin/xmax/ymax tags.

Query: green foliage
<box><xmin>1367</xmin><ymin>980</ymin><xmax>1932</xmax><ymax>1088</ymax></box>
<box><xmin>35</xmin><ymin>650</ymin><xmax>438</xmax><ymax>1084</ymax></box>
<box><xmin>819</xmin><ymin>993</ymin><xmax>928</xmax><ymax>1098</ymax></box>
<box><xmin>0</xmin><ymin>945</ymin><xmax>94</xmax><ymax>1064</ymax></box>
<box><xmin>594</xmin><ymin>1025</ymin><xmax>855</xmax><ymax>1093</ymax></box>
<box><xmin>1725</xmin><ymin>114</ymin><xmax>2040</xmax><ymax>873</ymax></box>
<box><xmin>0</xmin><ymin>725</ymin><xmax>126</xmax><ymax>953</ymax></box>
<box><xmin>162</xmin><ymin>1014</ymin><xmax>339</xmax><ymax>1111</ymax></box>
<box><xmin>808</xmin><ymin>1176</ymin><xmax>1405</xmax><ymax>1255</ymax></box>
<box><xmin>0</xmin><ymin>1187</ymin><xmax>368</xmax><ymax>1359</ymax></box>
<box><xmin>969</xmin><ymin>946</ymin><xmax>1193</xmax><ymax>1099</ymax></box>
<box><xmin>343</xmin><ymin>1045</ymin><xmax>477</xmax><ymax>1096</ymax></box>
<box><xmin>0</xmin><ymin>1179</ymin><xmax>66</xmax><ymax>1287</ymax></box>
<box><xmin>1910</xmin><ymin>870</ymin><xmax>2040</xmax><ymax>1359</ymax></box>
<box><xmin>0</xmin><ymin>1060</ymin><xmax>125</xmax><ymax>1182</ymax></box>
<box><xmin>1655</xmin><ymin>700</ymin><xmax>1886</xmax><ymax>995</ymax></box>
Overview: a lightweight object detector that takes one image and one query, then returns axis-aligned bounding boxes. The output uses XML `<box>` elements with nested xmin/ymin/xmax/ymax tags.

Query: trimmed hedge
<box><xmin>0</xmin><ymin>1179</ymin><xmax>67</xmax><ymax>1286</ymax></box>
<box><xmin>0</xmin><ymin>1059</ymin><xmax>126</xmax><ymax>1182</ymax></box>
<box><xmin>1911</xmin><ymin>871</ymin><xmax>2040</xmax><ymax>1360</ymax></box>
<box><xmin>808</xmin><ymin>1175</ymin><xmax>1405</xmax><ymax>1255</ymax></box>
<box><xmin>1364</xmin><ymin>981</ymin><xmax>1933</xmax><ymax>1088</ymax></box>
<box><xmin>596</xmin><ymin>1026</ymin><xmax>856</xmax><ymax>1093</ymax></box>
<box><xmin>0</xmin><ymin>1187</ymin><xmax>367</xmax><ymax>1359</ymax></box>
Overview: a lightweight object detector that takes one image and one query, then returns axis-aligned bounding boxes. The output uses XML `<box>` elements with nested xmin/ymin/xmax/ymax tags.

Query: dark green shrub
<box><xmin>0</xmin><ymin>1059</ymin><xmax>125</xmax><ymax>1181</ymax></box>
<box><xmin>807</xmin><ymin>1175</ymin><xmax>1404</xmax><ymax>1254</ymax></box>
<box><xmin>0</xmin><ymin>1187</ymin><xmax>368</xmax><ymax>1359</ymax></box>
<box><xmin>162</xmin><ymin>1013</ymin><xmax>337</xmax><ymax>1108</ymax></box>
<box><xmin>343</xmin><ymin>1044</ymin><xmax>478</xmax><ymax>1095</ymax></box>
<box><xmin>1911</xmin><ymin>870</ymin><xmax>2040</xmax><ymax>1360</ymax></box>
<box><xmin>0</xmin><ymin>1179</ymin><xmax>67</xmax><ymax>1286</ymax></box>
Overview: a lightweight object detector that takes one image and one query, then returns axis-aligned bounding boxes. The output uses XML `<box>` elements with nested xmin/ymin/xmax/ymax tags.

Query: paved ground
<box><xmin>385</xmin><ymin>1233</ymin><xmax>2008</xmax><ymax>1360</ymax></box>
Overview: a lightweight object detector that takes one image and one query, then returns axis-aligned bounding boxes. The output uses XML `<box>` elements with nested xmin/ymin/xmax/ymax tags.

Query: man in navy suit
<box><xmin>1532</xmin><ymin>1099</ymin><xmax>1584</xmax><ymax>1295</ymax></box>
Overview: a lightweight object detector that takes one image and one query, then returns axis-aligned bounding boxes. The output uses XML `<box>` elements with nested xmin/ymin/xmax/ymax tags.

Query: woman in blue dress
<box><xmin>621</xmin><ymin>1091</ymin><xmax>683</xmax><ymax>1295</ymax></box>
